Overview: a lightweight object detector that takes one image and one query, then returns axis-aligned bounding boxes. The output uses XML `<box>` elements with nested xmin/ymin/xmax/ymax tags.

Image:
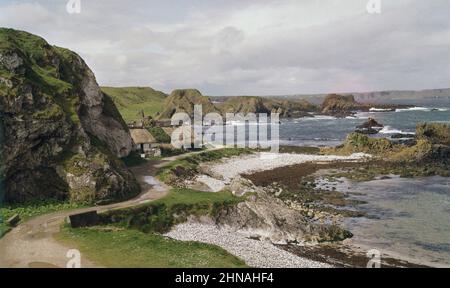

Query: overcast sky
<box><xmin>1</xmin><ymin>0</ymin><xmax>449</xmax><ymax>95</ymax></box>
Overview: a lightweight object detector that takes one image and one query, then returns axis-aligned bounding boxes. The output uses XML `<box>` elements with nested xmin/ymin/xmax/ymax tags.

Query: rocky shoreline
<box><xmin>165</xmin><ymin>222</ymin><xmax>332</xmax><ymax>268</ymax></box>
<box><xmin>165</xmin><ymin>144</ymin><xmax>447</xmax><ymax>268</ymax></box>
<box><xmin>162</xmin><ymin>152</ymin><xmax>364</xmax><ymax>267</ymax></box>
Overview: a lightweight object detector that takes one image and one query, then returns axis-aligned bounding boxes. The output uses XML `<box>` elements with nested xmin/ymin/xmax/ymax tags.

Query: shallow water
<box><xmin>143</xmin><ymin>176</ymin><xmax>166</xmax><ymax>192</ymax></box>
<box><xmin>336</xmin><ymin>176</ymin><xmax>450</xmax><ymax>267</ymax></box>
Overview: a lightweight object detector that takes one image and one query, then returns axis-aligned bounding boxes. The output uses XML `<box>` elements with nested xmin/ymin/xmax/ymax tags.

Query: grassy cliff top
<box><xmin>157</xmin><ymin>89</ymin><xmax>218</xmax><ymax>119</ymax></box>
<box><xmin>101</xmin><ymin>86</ymin><xmax>167</xmax><ymax>122</ymax></box>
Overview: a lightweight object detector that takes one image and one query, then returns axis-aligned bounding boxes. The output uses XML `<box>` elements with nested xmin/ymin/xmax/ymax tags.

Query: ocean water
<box><xmin>340</xmin><ymin>176</ymin><xmax>450</xmax><ymax>267</ymax></box>
<box><xmin>279</xmin><ymin>99</ymin><xmax>450</xmax><ymax>147</ymax></box>
<box><xmin>277</xmin><ymin>98</ymin><xmax>449</xmax><ymax>266</ymax></box>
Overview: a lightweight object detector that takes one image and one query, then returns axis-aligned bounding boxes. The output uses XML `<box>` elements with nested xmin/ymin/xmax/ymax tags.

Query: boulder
<box><xmin>355</xmin><ymin>118</ymin><xmax>384</xmax><ymax>134</ymax></box>
<box><xmin>6</xmin><ymin>214</ymin><xmax>20</xmax><ymax>227</ymax></box>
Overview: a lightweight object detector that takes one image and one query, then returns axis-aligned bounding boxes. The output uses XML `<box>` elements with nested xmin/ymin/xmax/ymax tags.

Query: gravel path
<box><xmin>208</xmin><ymin>152</ymin><xmax>369</xmax><ymax>182</ymax></box>
<box><xmin>165</xmin><ymin>222</ymin><xmax>332</xmax><ymax>268</ymax></box>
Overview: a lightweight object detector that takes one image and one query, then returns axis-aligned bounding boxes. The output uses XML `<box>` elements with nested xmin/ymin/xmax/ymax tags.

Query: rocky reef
<box><xmin>328</xmin><ymin>122</ymin><xmax>449</xmax><ymax>166</ymax></box>
<box><xmin>355</xmin><ymin>118</ymin><xmax>384</xmax><ymax>134</ymax></box>
<box><xmin>0</xmin><ymin>28</ymin><xmax>139</xmax><ymax>204</ymax></box>
<box><xmin>321</xmin><ymin>94</ymin><xmax>413</xmax><ymax>117</ymax></box>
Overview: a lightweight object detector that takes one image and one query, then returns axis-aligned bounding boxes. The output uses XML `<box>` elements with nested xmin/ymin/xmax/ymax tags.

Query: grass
<box><xmin>156</xmin><ymin>148</ymin><xmax>253</xmax><ymax>183</ymax></box>
<box><xmin>100</xmin><ymin>188</ymin><xmax>243</xmax><ymax>233</ymax></box>
<box><xmin>0</xmin><ymin>199</ymin><xmax>86</xmax><ymax>238</ymax></box>
<box><xmin>148</xmin><ymin>127</ymin><xmax>171</xmax><ymax>143</ymax></box>
<box><xmin>56</xmin><ymin>225</ymin><xmax>247</xmax><ymax>268</ymax></box>
<box><xmin>56</xmin><ymin>187</ymin><xmax>247</xmax><ymax>267</ymax></box>
<box><xmin>101</xmin><ymin>87</ymin><xmax>167</xmax><ymax>122</ymax></box>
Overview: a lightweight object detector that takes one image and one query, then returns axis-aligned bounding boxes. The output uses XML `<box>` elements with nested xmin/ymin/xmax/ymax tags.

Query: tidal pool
<box><xmin>337</xmin><ymin>176</ymin><xmax>450</xmax><ymax>267</ymax></box>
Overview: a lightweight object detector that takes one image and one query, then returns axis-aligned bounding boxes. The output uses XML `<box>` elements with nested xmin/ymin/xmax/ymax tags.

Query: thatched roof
<box><xmin>162</xmin><ymin>127</ymin><xmax>175</xmax><ymax>136</ymax></box>
<box><xmin>130</xmin><ymin>129</ymin><xmax>156</xmax><ymax>144</ymax></box>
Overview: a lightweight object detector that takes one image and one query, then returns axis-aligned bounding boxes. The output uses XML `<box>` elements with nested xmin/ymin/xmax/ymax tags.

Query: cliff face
<box><xmin>217</xmin><ymin>96</ymin><xmax>317</xmax><ymax>118</ymax></box>
<box><xmin>157</xmin><ymin>89</ymin><xmax>219</xmax><ymax>119</ymax></box>
<box><xmin>0</xmin><ymin>29</ymin><xmax>139</xmax><ymax>204</ymax></box>
<box><xmin>0</xmin><ymin>113</ymin><xmax>4</xmax><ymax>203</ymax></box>
<box><xmin>321</xmin><ymin>94</ymin><xmax>361</xmax><ymax>116</ymax></box>
<box><xmin>218</xmin><ymin>96</ymin><xmax>270</xmax><ymax>115</ymax></box>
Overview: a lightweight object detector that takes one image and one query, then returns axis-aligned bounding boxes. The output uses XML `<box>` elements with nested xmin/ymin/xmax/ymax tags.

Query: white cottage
<box><xmin>130</xmin><ymin>129</ymin><xmax>161</xmax><ymax>157</ymax></box>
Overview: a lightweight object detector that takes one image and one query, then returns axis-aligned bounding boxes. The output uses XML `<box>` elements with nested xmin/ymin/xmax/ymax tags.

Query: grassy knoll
<box><xmin>101</xmin><ymin>87</ymin><xmax>167</xmax><ymax>122</ymax></box>
<box><xmin>156</xmin><ymin>148</ymin><xmax>253</xmax><ymax>184</ymax></box>
<box><xmin>0</xmin><ymin>200</ymin><xmax>86</xmax><ymax>238</ymax></box>
<box><xmin>56</xmin><ymin>188</ymin><xmax>247</xmax><ymax>268</ymax></box>
<box><xmin>56</xmin><ymin>225</ymin><xmax>247</xmax><ymax>268</ymax></box>
<box><xmin>100</xmin><ymin>188</ymin><xmax>243</xmax><ymax>233</ymax></box>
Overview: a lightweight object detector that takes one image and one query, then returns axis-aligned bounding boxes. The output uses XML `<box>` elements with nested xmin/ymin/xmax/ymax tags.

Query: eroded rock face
<box><xmin>321</xmin><ymin>94</ymin><xmax>361</xmax><ymax>117</ymax></box>
<box><xmin>77</xmin><ymin>57</ymin><xmax>134</xmax><ymax>158</ymax></box>
<box><xmin>216</xmin><ymin>191</ymin><xmax>351</xmax><ymax>244</ymax></box>
<box><xmin>0</xmin><ymin>28</ymin><xmax>139</xmax><ymax>204</ymax></box>
<box><xmin>157</xmin><ymin>89</ymin><xmax>219</xmax><ymax>119</ymax></box>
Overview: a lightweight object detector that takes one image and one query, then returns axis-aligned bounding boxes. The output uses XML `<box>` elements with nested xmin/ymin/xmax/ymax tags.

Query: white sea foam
<box><xmin>379</xmin><ymin>126</ymin><xmax>414</xmax><ymax>135</ymax></box>
<box><xmin>304</xmin><ymin>115</ymin><xmax>337</xmax><ymax>120</ymax></box>
<box><xmin>369</xmin><ymin>107</ymin><xmax>392</xmax><ymax>112</ymax></box>
<box><xmin>395</xmin><ymin>107</ymin><xmax>432</xmax><ymax>112</ymax></box>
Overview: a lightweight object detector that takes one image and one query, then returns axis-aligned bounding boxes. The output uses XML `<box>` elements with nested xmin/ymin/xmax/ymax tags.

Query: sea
<box><xmin>279</xmin><ymin>98</ymin><xmax>450</xmax><ymax>147</ymax></box>
<box><xmin>277</xmin><ymin>98</ymin><xmax>450</xmax><ymax>267</ymax></box>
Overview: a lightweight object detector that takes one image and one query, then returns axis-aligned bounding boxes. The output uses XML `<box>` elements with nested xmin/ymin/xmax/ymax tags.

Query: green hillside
<box><xmin>101</xmin><ymin>87</ymin><xmax>167</xmax><ymax>122</ymax></box>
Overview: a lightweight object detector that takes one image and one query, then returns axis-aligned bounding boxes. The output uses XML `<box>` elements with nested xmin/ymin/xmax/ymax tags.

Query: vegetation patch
<box><xmin>0</xmin><ymin>199</ymin><xmax>86</xmax><ymax>238</ymax></box>
<box><xmin>100</xmin><ymin>188</ymin><xmax>243</xmax><ymax>233</ymax></box>
<box><xmin>101</xmin><ymin>87</ymin><xmax>167</xmax><ymax>122</ymax></box>
<box><xmin>325</xmin><ymin>161</ymin><xmax>450</xmax><ymax>182</ymax></box>
<box><xmin>56</xmin><ymin>224</ymin><xmax>246</xmax><ymax>268</ymax></box>
<box><xmin>156</xmin><ymin>148</ymin><xmax>253</xmax><ymax>184</ymax></box>
<box><xmin>147</xmin><ymin>127</ymin><xmax>171</xmax><ymax>143</ymax></box>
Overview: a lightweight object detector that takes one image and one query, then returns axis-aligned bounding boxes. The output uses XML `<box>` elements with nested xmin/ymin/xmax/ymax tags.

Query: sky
<box><xmin>0</xmin><ymin>0</ymin><xmax>449</xmax><ymax>95</ymax></box>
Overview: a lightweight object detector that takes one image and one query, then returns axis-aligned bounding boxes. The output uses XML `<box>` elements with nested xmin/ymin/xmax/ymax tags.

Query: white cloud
<box><xmin>0</xmin><ymin>0</ymin><xmax>449</xmax><ymax>95</ymax></box>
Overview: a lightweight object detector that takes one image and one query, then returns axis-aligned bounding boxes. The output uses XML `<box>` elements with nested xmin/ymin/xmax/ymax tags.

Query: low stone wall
<box><xmin>69</xmin><ymin>211</ymin><xmax>100</xmax><ymax>228</ymax></box>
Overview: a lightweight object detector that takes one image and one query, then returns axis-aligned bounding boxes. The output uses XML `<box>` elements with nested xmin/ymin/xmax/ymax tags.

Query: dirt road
<box><xmin>0</xmin><ymin>156</ymin><xmax>179</xmax><ymax>268</ymax></box>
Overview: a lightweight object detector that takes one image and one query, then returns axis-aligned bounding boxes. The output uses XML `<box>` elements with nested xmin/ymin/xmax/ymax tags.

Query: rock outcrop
<box><xmin>355</xmin><ymin>118</ymin><xmax>384</xmax><ymax>134</ymax></box>
<box><xmin>216</xmin><ymin>191</ymin><xmax>352</xmax><ymax>244</ymax></box>
<box><xmin>321</xmin><ymin>94</ymin><xmax>361</xmax><ymax>117</ymax></box>
<box><xmin>217</xmin><ymin>96</ymin><xmax>317</xmax><ymax>118</ymax></box>
<box><xmin>331</xmin><ymin>123</ymin><xmax>449</xmax><ymax>164</ymax></box>
<box><xmin>0</xmin><ymin>28</ymin><xmax>139</xmax><ymax>204</ymax></box>
<box><xmin>157</xmin><ymin>89</ymin><xmax>219</xmax><ymax>119</ymax></box>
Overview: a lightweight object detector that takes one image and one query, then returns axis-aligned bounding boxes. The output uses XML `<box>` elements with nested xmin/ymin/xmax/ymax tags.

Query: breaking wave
<box><xmin>379</xmin><ymin>126</ymin><xmax>414</xmax><ymax>135</ymax></box>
